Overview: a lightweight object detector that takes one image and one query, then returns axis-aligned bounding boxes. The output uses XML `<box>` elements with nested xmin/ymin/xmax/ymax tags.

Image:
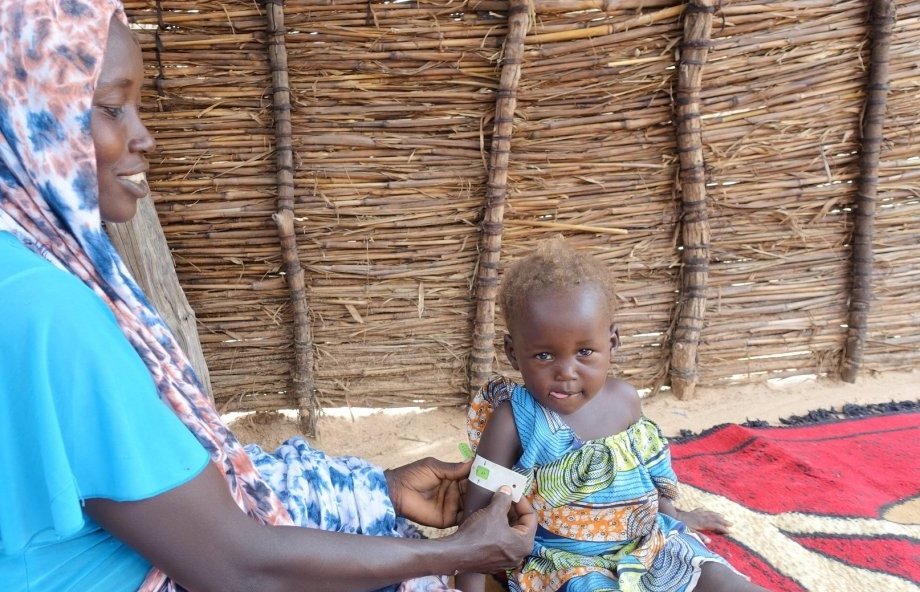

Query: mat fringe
<box><xmin>673</xmin><ymin>399</ymin><xmax>919</xmax><ymax>442</ymax></box>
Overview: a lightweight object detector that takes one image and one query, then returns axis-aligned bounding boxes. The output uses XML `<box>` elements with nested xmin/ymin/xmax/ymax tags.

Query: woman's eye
<box><xmin>578</xmin><ymin>348</ymin><xmax>594</xmax><ymax>356</ymax></box>
<box><xmin>97</xmin><ymin>105</ymin><xmax>124</xmax><ymax>118</ymax></box>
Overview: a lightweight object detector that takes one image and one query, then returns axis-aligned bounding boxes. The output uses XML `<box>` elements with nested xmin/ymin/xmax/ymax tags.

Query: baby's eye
<box><xmin>578</xmin><ymin>348</ymin><xmax>595</xmax><ymax>357</ymax></box>
<box><xmin>535</xmin><ymin>352</ymin><xmax>553</xmax><ymax>361</ymax></box>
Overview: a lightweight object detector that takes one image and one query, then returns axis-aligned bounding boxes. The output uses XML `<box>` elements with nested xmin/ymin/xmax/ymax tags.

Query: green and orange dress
<box><xmin>468</xmin><ymin>377</ymin><xmax>738</xmax><ymax>592</ymax></box>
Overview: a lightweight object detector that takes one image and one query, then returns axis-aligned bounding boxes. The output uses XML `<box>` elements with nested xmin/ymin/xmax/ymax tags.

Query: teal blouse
<box><xmin>0</xmin><ymin>233</ymin><xmax>210</xmax><ymax>591</ymax></box>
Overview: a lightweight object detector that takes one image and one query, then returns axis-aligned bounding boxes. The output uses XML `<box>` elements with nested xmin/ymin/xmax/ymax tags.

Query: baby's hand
<box><xmin>676</xmin><ymin>508</ymin><xmax>731</xmax><ymax>542</ymax></box>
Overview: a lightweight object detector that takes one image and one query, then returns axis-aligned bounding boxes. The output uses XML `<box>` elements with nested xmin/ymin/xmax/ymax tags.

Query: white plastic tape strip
<box><xmin>469</xmin><ymin>455</ymin><xmax>528</xmax><ymax>502</ymax></box>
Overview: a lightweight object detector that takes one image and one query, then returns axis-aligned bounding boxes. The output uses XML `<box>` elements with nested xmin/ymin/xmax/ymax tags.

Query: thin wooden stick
<box><xmin>506</xmin><ymin>219</ymin><xmax>628</xmax><ymax>235</ymax></box>
<box><xmin>669</xmin><ymin>0</ymin><xmax>714</xmax><ymax>399</ymax></box>
<box><xmin>266</xmin><ymin>0</ymin><xmax>318</xmax><ymax>436</ymax></box>
<box><xmin>527</xmin><ymin>5</ymin><xmax>685</xmax><ymax>46</ymax></box>
<box><xmin>468</xmin><ymin>0</ymin><xmax>533</xmax><ymax>399</ymax></box>
<box><xmin>840</xmin><ymin>0</ymin><xmax>895</xmax><ymax>383</ymax></box>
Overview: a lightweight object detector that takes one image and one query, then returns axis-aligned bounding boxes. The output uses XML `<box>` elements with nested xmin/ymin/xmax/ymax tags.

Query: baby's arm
<box><xmin>659</xmin><ymin>497</ymin><xmax>732</xmax><ymax>539</ymax></box>
<box><xmin>632</xmin><ymin>393</ymin><xmax>732</xmax><ymax>539</ymax></box>
<box><xmin>456</xmin><ymin>401</ymin><xmax>523</xmax><ymax>592</ymax></box>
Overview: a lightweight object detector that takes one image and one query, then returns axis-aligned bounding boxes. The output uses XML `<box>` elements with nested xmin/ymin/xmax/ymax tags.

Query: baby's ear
<box><xmin>609</xmin><ymin>325</ymin><xmax>620</xmax><ymax>353</ymax></box>
<box><xmin>503</xmin><ymin>333</ymin><xmax>520</xmax><ymax>370</ymax></box>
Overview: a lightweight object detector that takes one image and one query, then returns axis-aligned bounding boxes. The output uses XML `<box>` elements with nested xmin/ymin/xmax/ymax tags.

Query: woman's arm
<box><xmin>86</xmin><ymin>462</ymin><xmax>535</xmax><ymax>592</ymax></box>
<box><xmin>455</xmin><ymin>401</ymin><xmax>524</xmax><ymax>592</ymax></box>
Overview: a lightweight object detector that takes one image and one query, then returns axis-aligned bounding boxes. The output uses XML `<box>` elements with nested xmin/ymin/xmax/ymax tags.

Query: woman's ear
<box><xmin>503</xmin><ymin>333</ymin><xmax>520</xmax><ymax>371</ymax></box>
<box><xmin>609</xmin><ymin>325</ymin><xmax>620</xmax><ymax>354</ymax></box>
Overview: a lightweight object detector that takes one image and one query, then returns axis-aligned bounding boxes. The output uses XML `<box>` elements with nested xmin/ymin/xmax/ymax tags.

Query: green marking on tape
<box><xmin>474</xmin><ymin>465</ymin><xmax>490</xmax><ymax>479</ymax></box>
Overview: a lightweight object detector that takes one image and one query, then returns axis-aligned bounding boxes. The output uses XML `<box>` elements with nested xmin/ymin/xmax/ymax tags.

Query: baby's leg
<box><xmin>695</xmin><ymin>562</ymin><xmax>769</xmax><ymax>592</ymax></box>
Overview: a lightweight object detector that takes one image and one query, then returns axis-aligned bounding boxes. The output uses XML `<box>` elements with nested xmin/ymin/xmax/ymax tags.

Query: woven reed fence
<box><xmin>122</xmin><ymin>0</ymin><xmax>920</xmax><ymax>432</ymax></box>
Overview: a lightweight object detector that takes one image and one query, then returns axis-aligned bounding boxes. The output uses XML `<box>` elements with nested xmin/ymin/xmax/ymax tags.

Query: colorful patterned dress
<box><xmin>468</xmin><ymin>377</ymin><xmax>735</xmax><ymax>592</ymax></box>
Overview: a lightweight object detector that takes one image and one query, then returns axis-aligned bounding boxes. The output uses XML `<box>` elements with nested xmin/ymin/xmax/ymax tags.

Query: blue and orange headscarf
<box><xmin>0</xmin><ymin>2</ymin><xmax>294</xmax><ymax>590</ymax></box>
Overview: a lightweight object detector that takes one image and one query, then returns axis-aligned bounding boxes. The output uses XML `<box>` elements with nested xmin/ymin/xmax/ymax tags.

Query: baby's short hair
<box><xmin>499</xmin><ymin>236</ymin><xmax>617</xmax><ymax>328</ymax></box>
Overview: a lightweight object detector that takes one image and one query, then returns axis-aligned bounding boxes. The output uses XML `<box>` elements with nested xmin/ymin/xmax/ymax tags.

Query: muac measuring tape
<box><xmin>468</xmin><ymin>455</ymin><xmax>528</xmax><ymax>502</ymax></box>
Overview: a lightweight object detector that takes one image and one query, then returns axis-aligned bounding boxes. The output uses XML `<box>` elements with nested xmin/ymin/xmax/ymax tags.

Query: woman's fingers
<box><xmin>489</xmin><ymin>487</ymin><xmax>535</xmax><ymax>562</ymax></box>
<box><xmin>454</xmin><ymin>486</ymin><xmax>535</xmax><ymax>572</ymax></box>
<box><xmin>510</xmin><ymin>492</ymin><xmax>537</xmax><ymax>536</ymax></box>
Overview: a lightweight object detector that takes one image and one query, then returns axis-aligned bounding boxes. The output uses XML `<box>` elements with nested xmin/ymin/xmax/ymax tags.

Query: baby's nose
<box><xmin>555</xmin><ymin>359</ymin><xmax>577</xmax><ymax>380</ymax></box>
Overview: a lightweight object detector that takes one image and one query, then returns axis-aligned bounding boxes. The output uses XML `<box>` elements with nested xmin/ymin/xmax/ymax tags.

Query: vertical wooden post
<box><xmin>840</xmin><ymin>0</ymin><xmax>895</xmax><ymax>383</ymax></box>
<box><xmin>669</xmin><ymin>0</ymin><xmax>714</xmax><ymax>399</ymax></box>
<box><xmin>110</xmin><ymin>7</ymin><xmax>213</xmax><ymax>401</ymax></box>
<box><xmin>468</xmin><ymin>0</ymin><xmax>533</xmax><ymax>400</ymax></box>
<box><xmin>265</xmin><ymin>0</ymin><xmax>318</xmax><ymax>435</ymax></box>
<box><xmin>108</xmin><ymin>199</ymin><xmax>214</xmax><ymax>401</ymax></box>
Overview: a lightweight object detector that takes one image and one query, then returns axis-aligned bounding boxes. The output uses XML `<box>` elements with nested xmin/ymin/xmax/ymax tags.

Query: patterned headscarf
<box><xmin>0</xmin><ymin>2</ymin><xmax>294</xmax><ymax>590</ymax></box>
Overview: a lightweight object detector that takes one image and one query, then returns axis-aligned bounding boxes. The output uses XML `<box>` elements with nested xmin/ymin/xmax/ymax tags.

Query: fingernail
<box><xmin>498</xmin><ymin>485</ymin><xmax>511</xmax><ymax>494</ymax></box>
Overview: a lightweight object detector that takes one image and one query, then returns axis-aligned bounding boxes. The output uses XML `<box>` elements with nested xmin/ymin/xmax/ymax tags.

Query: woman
<box><xmin>0</xmin><ymin>2</ymin><xmax>536</xmax><ymax>591</ymax></box>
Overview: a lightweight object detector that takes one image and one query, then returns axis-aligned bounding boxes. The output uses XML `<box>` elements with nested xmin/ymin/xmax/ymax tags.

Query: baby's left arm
<box><xmin>637</xmin><ymin>409</ymin><xmax>732</xmax><ymax>538</ymax></box>
<box><xmin>659</xmin><ymin>497</ymin><xmax>732</xmax><ymax>538</ymax></box>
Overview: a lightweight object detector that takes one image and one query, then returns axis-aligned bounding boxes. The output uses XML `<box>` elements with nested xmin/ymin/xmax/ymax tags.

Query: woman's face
<box><xmin>91</xmin><ymin>17</ymin><xmax>155</xmax><ymax>223</ymax></box>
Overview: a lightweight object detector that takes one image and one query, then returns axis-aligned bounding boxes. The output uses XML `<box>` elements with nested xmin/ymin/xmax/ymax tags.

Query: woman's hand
<box><xmin>385</xmin><ymin>457</ymin><xmax>471</xmax><ymax>528</ymax></box>
<box><xmin>449</xmin><ymin>486</ymin><xmax>537</xmax><ymax>575</ymax></box>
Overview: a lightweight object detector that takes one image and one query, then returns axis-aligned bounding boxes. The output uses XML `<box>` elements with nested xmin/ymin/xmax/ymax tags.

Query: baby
<box><xmin>458</xmin><ymin>237</ymin><xmax>766</xmax><ymax>592</ymax></box>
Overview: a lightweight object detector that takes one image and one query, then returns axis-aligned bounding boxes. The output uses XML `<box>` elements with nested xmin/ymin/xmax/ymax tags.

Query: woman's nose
<box><xmin>129</xmin><ymin>112</ymin><xmax>156</xmax><ymax>154</ymax></box>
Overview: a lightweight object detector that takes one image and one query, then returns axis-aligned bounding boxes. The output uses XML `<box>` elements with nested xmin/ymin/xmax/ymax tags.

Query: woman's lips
<box><xmin>118</xmin><ymin>171</ymin><xmax>149</xmax><ymax>199</ymax></box>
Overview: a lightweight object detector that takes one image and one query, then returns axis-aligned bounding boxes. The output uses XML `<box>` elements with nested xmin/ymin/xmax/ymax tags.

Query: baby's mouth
<box><xmin>549</xmin><ymin>390</ymin><xmax>578</xmax><ymax>399</ymax></box>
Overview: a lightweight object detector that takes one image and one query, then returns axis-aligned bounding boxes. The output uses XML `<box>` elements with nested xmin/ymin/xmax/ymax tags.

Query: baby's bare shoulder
<box><xmin>605</xmin><ymin>377</ymin><xmax>642</xmax><ymax>422</ymax></box>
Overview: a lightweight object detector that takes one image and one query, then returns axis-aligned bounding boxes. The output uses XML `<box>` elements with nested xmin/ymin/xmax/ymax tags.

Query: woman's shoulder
<box><xmin>0</xmin><ymin>234</ymin><xmax>119</xmax><ymax>339</ymax></box>
<box><xmin>1</xmin><ymin>233</ymin><xmax>93</xmax><ymax>296</ymax></box>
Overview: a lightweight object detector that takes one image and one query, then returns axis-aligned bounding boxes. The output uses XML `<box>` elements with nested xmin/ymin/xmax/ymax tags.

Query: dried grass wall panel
<box><xmin>121</xmin><ymin>1</ymin><xmax>919</xmax><ymax>415</ymax></box>
<box><xmin>490</xmin><ymin>3</ymin><xmax>686</xmax><ymax>392</ymax></box>
<box><xmin>695</xmin><ymin>1</ymin><xmax>868</xmax><ymax>385</ymax></box>
<box><xmin>864</xmin><ymin>2</ymin><xmax>920</xmax><ymax>373</ymax></box>
<box><xmin>281</xmin><ymin>2</ymin><xmax>506</xmax><ymax>408</ymax></box>
<box><xmin>125</xmin><ymin>2</ymin><xmax>291</xmax><ymax>411</ymax></box>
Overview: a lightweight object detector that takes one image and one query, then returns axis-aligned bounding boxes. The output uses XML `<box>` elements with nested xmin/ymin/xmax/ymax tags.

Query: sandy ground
<box><xmin>227</xmin><ymin>369</ymin><xmax>918</xmax><ymax>470</ymax></box>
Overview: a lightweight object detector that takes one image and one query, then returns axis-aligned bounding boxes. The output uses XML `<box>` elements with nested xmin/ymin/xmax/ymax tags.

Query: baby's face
<box><xmin>504</xmin><ymin>286</ymin><xmax>616</xmax><ymax>416</ymax></box>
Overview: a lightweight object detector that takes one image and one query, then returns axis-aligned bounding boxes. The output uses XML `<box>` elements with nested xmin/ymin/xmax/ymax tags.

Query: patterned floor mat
<box><xmin>670</xmin><ymin>401</ymin><xmax>919</xmax><ymax>591</ymax></box>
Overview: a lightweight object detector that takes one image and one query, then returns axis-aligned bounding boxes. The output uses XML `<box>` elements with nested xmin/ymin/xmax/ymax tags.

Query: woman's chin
<box><xmin>100</xmin><ymin>200</ymin><xmax>140</xmax><ymax>224</ymax></box>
